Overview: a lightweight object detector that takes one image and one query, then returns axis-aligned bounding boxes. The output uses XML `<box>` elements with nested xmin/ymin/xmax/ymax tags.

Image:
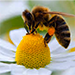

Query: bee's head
<box><xmin>22</xmin><ymin>9</ymin><xmax>33</xmax><ymax>21</ymax></box>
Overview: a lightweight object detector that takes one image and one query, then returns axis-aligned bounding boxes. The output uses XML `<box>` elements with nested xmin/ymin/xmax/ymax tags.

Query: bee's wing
<box><xmin>43</xmin><ymin>11</ymin><xmax>75</xmax><ymax>17</ymax></box>
<box><xmin>54</xmin><ymin>15</ymin><xmax>71</xmax><ymax>48</ymax></box>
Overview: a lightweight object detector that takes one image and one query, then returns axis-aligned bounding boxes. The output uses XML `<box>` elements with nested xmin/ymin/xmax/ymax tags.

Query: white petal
<box><xmin>54</xmin><ymin>67</ymin><xmax>75</xmax><ymax>75</ymax></box>
<box><xmin>52</xmin><ymin>41</ymin><xmax>75</xmax><ymax>55</ymax></box>
<box><xmin>52</xmin><ymin>52</ymin><xmax>75</xmax><ymax>59</ymax></box>
<box><xmin>23</xmin><ymin>69</ymin><xmax>38</xmax><ymax>75</ymax></box>
<box><xmin>46</xmin><ymin>61</ymin><xmax>75</xmax><ymax>71</ymax></box>
<box><xmin>0</xmin><ymin>53</ymin><xmax>15</xmax><ymax>62</ymax></box>
<box><xmin>61</xmin><ymin>67</ymin><xmax>75</xmax><ymax>75</ymax></box>
<box><xmin>0</xmin><ymin>46</ymin><xmax>15</xmax><ymax>57</ymax></box>
<box><xmin>38</xmin><ymin>68</ymin><xmax>52</xmax><ymax>75</ymax></box>
<box><xmin>0</xmin><ymin>39</ymin><xmax>16</xmax><ymax>51</ymax></box>
<box><xmin>49</xmin><ymin>39</ymin><xmax>75</xmax><ymax>54</ymax></box>
<box><xmin>51</xmin><ymin>52</ymin><xmax>75</xmax><ymax>62</ymax></box>
<box><xmin>10</xmin><ymin>64</ymin><xmax>26</xmax><ymax>75</ymax></box>
<box><xmin>51</xmin><ymin>46</ymin><xmax>65</xmax><ymax>54</ymax></box>
<box><xmin>9</xmin><ymin>28</ymin><xmax>26</xmax><ymax>46</ymax></box>
<box><xmin>52</xmin><ymin>55</ymin><xmax>75</xmax><ymax>62</ymax></box>
<box><xmin>48</xmin><ymin>38</ymin><xmax>62</xmax><ymax>52</ymax></box>
<box><xmin>0</xmin><ymin>63</ymin><xmax>10</xmax><ymax>74</ymax></box>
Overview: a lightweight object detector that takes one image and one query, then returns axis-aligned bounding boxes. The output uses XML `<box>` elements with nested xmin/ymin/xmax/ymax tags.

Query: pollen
<box><xmin>15</xmin><ymin>33</ymin><xmax>51</xmax><ymax>69</ymax></box>
<box><xmin>48</xmin><ymin>27</ymin><xmax>55</xmax><ymax>36</ymax></box>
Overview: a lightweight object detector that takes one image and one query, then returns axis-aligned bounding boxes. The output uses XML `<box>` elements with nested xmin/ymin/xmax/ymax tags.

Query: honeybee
<box><xmin>22</xmin><ymin>6</ymin><xmax>75</xmax><ymax>48</ymax></box>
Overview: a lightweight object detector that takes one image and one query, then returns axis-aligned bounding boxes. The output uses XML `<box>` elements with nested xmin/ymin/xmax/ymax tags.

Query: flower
<box><xmin>15</xmin><ymin>34</ymin><xmax>51</xmax><ymax>69</ymax></box>
<box><xmin>0</xmin><ymin>28</ymin><xmax>75</xmax><ymax>75</ymax></box>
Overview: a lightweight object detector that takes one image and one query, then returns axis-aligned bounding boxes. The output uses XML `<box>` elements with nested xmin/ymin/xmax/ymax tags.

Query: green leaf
<box><xmin>0</xmin><ymin>15</ymin><xmax>23</xmax><ymax>35</ymax></box>
<box><xmin>28</xmin><ymin>1</ymin><xmax>75</xmax><ymax>14</ymax></box>
<box><xmin>0</xmin><ymin>72</ymin><xmax>11</xmax><ymax>75</ymax></box>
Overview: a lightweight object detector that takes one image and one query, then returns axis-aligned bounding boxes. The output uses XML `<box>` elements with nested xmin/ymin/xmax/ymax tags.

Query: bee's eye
<box><xmin>26</xmin><ymin>13</ymin><xmax>32</xmax><ymax>20</ymax></box>
<box><xmin>38</xmin><ymin>10</ymin><xmax>42</xmax><ymax>13</ymax></box>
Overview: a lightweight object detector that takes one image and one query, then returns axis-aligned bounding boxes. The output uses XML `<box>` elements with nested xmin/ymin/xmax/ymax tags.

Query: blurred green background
<box><xmin>0</xmin><ymin>0</ymin><xmax>75</xmax><ymax>75</ymax></box>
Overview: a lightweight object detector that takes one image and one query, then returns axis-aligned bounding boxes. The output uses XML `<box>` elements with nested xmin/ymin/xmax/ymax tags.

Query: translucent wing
<box><xmin>43</xmin><ymin>11</ymin><xmax>75</xmax><ymax>17</ymax></box>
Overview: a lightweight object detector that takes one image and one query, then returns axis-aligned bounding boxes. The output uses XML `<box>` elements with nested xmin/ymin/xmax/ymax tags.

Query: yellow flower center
<box><xmin>15</xmin><ymin>33</ymin><xmax>51</xmax><ymax>69</ymax></box>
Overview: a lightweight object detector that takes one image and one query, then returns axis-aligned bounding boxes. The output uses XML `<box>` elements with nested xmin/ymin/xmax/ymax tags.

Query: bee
<box><xmin>22</xmin><ymin>6</ymin><xmax>75</xmax><ymax>48</ymax></box>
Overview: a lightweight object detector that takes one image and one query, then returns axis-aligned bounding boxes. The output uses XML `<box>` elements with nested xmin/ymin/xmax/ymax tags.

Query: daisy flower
<box><xmin>0</xmin><ymin>28</ymin><xmax>75</xmax><ymax>75</ymax></box>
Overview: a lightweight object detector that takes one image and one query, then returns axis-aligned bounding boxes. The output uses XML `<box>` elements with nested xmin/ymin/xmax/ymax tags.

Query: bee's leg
<box><xmin>24</xmin><ymin>22</ymin><xmax>29</xmax><ymax>34</ymax></box>
<box><xmin>44</xmin><ymin>16</ymin><xmax>56</xmax><ymax>46</ymax></box>
<box><xmin>28</xmin><ymin>23</ymin><xmax>32</xmax><ymax>33</ymax></box>
<box><xmin>31</xmin><ymin>22</ymin><xmax>40</xmax><ymax>33</ymax></box>
<box><xmin>44</xmin><ymin>27</ymin><xmax>55</xmax><ymax>47</ymax></box>
<box><xmin>35</xmin><ymin>30</ymin><xmax>37</xmax><ymax>33</ymax></box>
<box><xmin>31</xmin><ymin>21</ymin><xmax>35</xmax><ymax>34</ymax></box>
<box><xmin>44</xmin><ymin>33</ymin><xmax>52</xmax><ymax>47</ymax></box>
<box><xmin>32</xmin><ymin>21</ymin><xmax>35</xmax><ymax>30</ymax></box>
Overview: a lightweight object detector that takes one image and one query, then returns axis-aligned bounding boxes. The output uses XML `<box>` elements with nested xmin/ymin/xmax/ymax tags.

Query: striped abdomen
<box><xmin>44</xmin><ymin>15</ymin><xmax>70</xmax><ymax>48</ymax></box>
<box><xmin>55</xmin><ymin>15</ymin><xmax>70</xmax><ymax>48</ymax></box>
